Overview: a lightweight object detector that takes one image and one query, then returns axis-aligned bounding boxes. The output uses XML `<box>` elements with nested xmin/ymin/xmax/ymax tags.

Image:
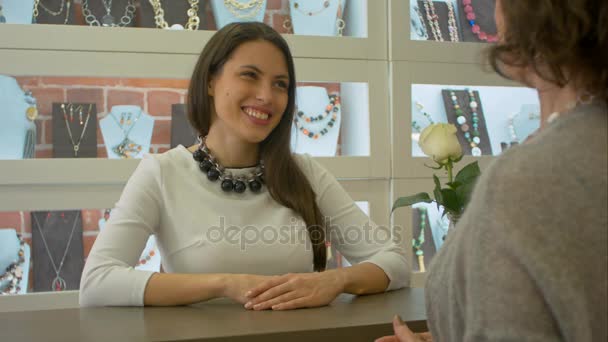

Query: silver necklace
<box><xmin>82</xmin><ymin>0</ymin><xmax>136</xmax><ymax>27</ymax></box>
<box><xmin>62</xmin><ymin>104</ymin><xmax>92</xmax><ymax>157</ymax></box>
<box><xmin>33</xmin><ymin>212</ymin><xmax>80</xmax><ymax>292</ymax></box>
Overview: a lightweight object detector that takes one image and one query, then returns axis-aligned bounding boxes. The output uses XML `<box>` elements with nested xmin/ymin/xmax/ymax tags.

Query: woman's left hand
<box><xmin>243</xmin><ymin>271</ymin><xmax>345</xmax><ymax>310</ymax></box>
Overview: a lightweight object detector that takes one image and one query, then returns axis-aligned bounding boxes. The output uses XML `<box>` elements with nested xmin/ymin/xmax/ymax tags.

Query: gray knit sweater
<box><xmin>425</xmin><ymin>101</ymin><xmax>607</xmax><ymax>341</ymax></box>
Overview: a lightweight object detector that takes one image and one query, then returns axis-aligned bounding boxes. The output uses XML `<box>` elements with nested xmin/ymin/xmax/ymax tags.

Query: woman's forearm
<box><xmin>332</xmin><ymin>262</ymin><xmax>390</xmax><ymax>295</ymax></box>
<box><xmin>143</xmin><ymin>272</ymin><xmax>228</xmax><ymax>306</ymax></box>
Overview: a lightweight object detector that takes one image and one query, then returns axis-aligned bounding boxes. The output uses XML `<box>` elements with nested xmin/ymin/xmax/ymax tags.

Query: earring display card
<box><xmin>52</xmin><ymin>103</ymin><xmax>98</xmax><ymax>158</ymax></box>
<box><xmin>441</xmin><ymin>89</ymin><xmax>493</xmax><ymax>156</ymax></box>
<box><xmin>171</xmin><ymin>104</ymin><xmax>198</xmax><ymax>149</ymax></box>
<box><xmin>457</xmin><ymin>0</ymin><xmax>497</xmax><ymax>43</ymax></box>
<box><xmin>412</xmin><ymin>207</ymin><xmax>436</xmax><ymax>272</ymax></box>
<box><xmin>33</xmin><ymin>0</ymin><xmax>76</xmax><ymax>25</ymax></box>
<box><xmin>138</xmin><ymin>0</ymin><xmax>203</xmax><ymax>29</ymax></box>
<box><xmin>417</xmin><ymin>1</ymin><xmax>464</xmax><ymax>42</ymax></box>
<box><xmin>31</xmin><ymin>211</ymin><xmax>84</xmax><ymax>292</ymax></box>
<box><xmin>81</xmin><ymin>0</ymin><xmax>136</xmax><ymax>27</ymax></box>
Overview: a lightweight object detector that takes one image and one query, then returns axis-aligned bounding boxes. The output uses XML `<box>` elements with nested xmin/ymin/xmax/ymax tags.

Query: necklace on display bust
<box><xmin>422</xmin><ymin>0</ymin><xmax>459</xmax><ymax>42</ymax></box>
<box><xmin>297</xmin><ymin>94</ymin><xmax>340</xmax><ymax>123</ymax></box>
<box><xmin>33</xmin><ymin>212</ymin><xmax>80</xmax><ymax>292</ymax></box>
<box><xmin>284</xmin><ymin>0</ymin><xmax>346</xmax><ymax>36</ymax></box>
<box><xmin>0</xmin><ymin>234</ymin><xmax>26</xmax><ymax>295</ymax></box>
<box><xmin>293</xmin><ymin>93</ymin><xmax>340</xmax><ymax>140</ymax></box>
<box><xmin>193</xmin><ymin>136</ymin><xmax>264</xmax><ymax>194</ymax></box>
<box><xmin>33</xmin><ymin>0</ymin><xmax>72</xmax><ymax>24</ymax></box>
<box><xmin>0</xmin><ymin>5</ymin><xmax>6</xmax><ymax>24</ymax></box>
<box><xmin>109</xmin><ymin>110</ymin><xmax>143</xmax><ymax>159</ymax></box>
<box><xmin>82</xmin><ymin>0</ymin><xmax>136</xmax><ymax>27</ymax></box>
<box><xmin>148</xmin><ymin>0</ymin><xmax>200</xmax><ymax>30</ymax></box>
<box><xmin>62</xmin><ymin>103</ymin><xmax>92</xmax><ymax>157</ymax></box>
<box><xmin>223</xmin><ymin>0</ymin><xmax>264</xmax><ymax>20</ymax></box>
<box><xmin>462</xmin><ymin>0</ymin><xmax>498</xmax><ymax>43</ymax></box>
<box><xmin>450</xmin><ymin>89</ymin><xmax>482</xmax><ymax>156</ymax></box>
<box><xmin>293</xmin><ymin>0</ymin><xmax>331</xmax><ymax>16</ymax></box>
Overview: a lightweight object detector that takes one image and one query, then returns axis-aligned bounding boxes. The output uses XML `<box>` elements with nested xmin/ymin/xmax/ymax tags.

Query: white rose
<box><xmin>418</xmin><ymin>123</ymin><xmax>463</xmax><ymax>164</ymax></box>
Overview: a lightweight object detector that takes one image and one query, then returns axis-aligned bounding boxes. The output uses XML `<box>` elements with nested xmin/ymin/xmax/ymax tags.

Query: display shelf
<box><xmin>390</xmin><ymin>61</ymin><xmax>538</xmax><ymax>178</ymax></box>
<box><xmin>0</xmin><ymin>0</ymin><xmax>386</xmax><ymax>60</ymax></box>
<box><xmin>389</xmin><ymin>0</ymin><xmax>489</xmax><ymax>63</ymax></box>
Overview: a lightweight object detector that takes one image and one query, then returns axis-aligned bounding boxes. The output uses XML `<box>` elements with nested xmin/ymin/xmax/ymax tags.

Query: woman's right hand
<box><xmin>221</xmin><ymin>274</ymin><xmax>277</xmax><ymax>305</ymax></box>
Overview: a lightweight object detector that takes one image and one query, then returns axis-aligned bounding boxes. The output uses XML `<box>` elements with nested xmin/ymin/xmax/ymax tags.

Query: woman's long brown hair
<box><xmin>187</xmin><ymin>22</ymin><xmax>326</xmax><ymax>271</ymax></box>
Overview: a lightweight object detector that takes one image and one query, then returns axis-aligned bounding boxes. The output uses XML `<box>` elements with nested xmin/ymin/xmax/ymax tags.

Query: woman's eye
<box><xmin>275</xmin><ymin>81</ymin><xmax>289</xmax><ymax>89</ymax></box>
<box><xmin>242</xmin><ymin>72</ymin><xmax>257</xmax><ymax>79</ymax></box>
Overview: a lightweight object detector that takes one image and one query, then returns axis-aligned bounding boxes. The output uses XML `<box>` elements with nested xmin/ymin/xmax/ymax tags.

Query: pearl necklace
<box><xmin>193</xmin><ymin>136</ymin><xmax>265</xmax><ymax>194</ymax></box>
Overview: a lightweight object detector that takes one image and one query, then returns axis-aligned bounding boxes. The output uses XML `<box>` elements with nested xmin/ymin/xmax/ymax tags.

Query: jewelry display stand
<box><xmin>80</xmin><ymin>0</ymin><xmax>136</xmax><ymax>27</ymax></box>
<box><xmin>210</xmin><ymin>0</ymin><xmax>267</xmax><ymax>29</ymax></box>
<box><xmin>289</xmin><ymin>0</ymin><xmax>346</xmax><ymax>37</ymax></box>
<box><xmin>415</xmin><ymin>1</ymin><xmax>463</xmax><ymax>42</ymax></box>
<box><xmin>31</xmin><ymin>211</ymin><xmax>84</xmax><ymax>292</ymax></box>
<box><xmin>99</xmin><ymin>105</ymin><xmax>155</xmax><ymax>159</ymax></box>
<box><xmin>138</xmin><ymin>0</ymin><xmax>203</xmax><ymax>30</ymax></box>
<box><xmin>291</xmin><ymin>86</ymin><xmax>341</xmax><ymax>157</ymax></box>
<box><xmin>170</xmin><ymin>103</ymin><xmax>198</xmax><ymax>149</ymax></box>
<box><xmin>0</xmin><ymin>0</ymin><xmax>35</xmax><ymax>24</ymax></box>
<box><xmin>457</xmin><ymin>0</ymin><xmax>497</xmax><ymax>43</ymax></box>
<box><xmin>0</xmin><ymin>75</ymin><xmax>37</xmax><ymax>160</ymax></box>
<box><xmin>441</xmin><ymin>89</ymin><xmax>492</xmax><ymax>156</ymax></box>
<box><xmin>33</xmin><ymin>0</ymin><xmax>76</xmax><ymax>25</ymax></box>
<box><xmin>412</xmin><ymin>207</ymin><xmax>436</xmax><ymax>272</ymax></box>
<box><xmin>0</xmin><ymin>228</ymin><xmax>31</xmax><ymax>294</ymax></box>
<box><xmin>51</xmin><ymin>103</ymin><xmax>98</xmax><ymax>158</ymax></box>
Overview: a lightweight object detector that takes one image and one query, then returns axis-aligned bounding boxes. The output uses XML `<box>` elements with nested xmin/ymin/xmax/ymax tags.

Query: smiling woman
<box><xmin>79</xmin><ymin>22</ymin><xmax>409</xmax><ymax>309</ymax></box>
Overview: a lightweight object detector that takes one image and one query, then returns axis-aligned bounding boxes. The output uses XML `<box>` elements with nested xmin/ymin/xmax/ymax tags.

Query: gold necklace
<box><xmin>148</xmin><ymin>0</ymin><xmax>200</xmax><ymax>30</ymax></box>
<box><xmin>223</xmin><ymin>0</ymin><xmax>264</xmax><ymax>19</ymax></box>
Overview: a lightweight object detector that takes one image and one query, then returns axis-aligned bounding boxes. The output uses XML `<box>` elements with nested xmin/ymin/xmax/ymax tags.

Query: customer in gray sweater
<box><xmin>377</xmin><ymin>0</ymin><xmax>607</xmax><ymax>341</ymax></box>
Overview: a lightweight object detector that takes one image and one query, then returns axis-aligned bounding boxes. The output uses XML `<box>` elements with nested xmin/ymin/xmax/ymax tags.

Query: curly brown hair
<box><xmin>488</xmin><ymin>0</ymin><xmax>608</xmax><ymax>101</ymax></box>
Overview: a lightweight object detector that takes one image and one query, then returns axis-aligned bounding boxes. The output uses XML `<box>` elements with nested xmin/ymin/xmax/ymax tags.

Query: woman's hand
<box><xmin>221</xmin><ymin>274</ymin><xmax>276</xmax><ymax>305</ymax></box>
<box><xmin>242</xmin><ymin>270</ymin><xmax>345</xmax><ymax>310</ymax></box>
<box><xmin>375</xmin><ymin>316</ymin><xmax>433</xmax><ymax>342</ymax></box>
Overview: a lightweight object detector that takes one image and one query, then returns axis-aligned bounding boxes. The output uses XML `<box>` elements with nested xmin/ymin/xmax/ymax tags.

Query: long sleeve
<box><xmin>79</xmin><ymin>155</ymin><xmax>163</xmax><ymax>306</ymax></box>
<box><xmin>295</xmin><ymin>154</ymin><xmax>410</xmax><ymax>290</ymax></box>
<box><xmin>425</xmin><ymin>104</ymin><xmax>608</xmax><ymax>341</ymax></box>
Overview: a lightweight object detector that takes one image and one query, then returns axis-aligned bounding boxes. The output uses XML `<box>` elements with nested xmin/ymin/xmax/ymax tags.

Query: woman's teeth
<box><xmin>244</xmin><ymin>108</ymin><xmax>269</xmax><ymax>120</ymax></box>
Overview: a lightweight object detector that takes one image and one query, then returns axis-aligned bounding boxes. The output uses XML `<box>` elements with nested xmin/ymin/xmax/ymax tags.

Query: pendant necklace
<box><xmin>0</xmin><ymin>235</ymin><xmax>26</xmax><ymax>295</ymax></box>
<box><xmin>148</xmin><ymin>0</ymin><xmax>200</xmax><ymax>30</ymax></box>
<box><xmin>290</xmin><ymin>0</ymin><xmax>345</xmax><ymax>36</ymax></box>
<box><xmin>33</xmin><ymin>0</ymin><xmax>72</xmax><ymax>24</ymax></box>
<box><xmin>413</xmin><ymin>207</ymin><xmax>426</xmax><ymax>272</ymax></box>
<box><xmin>461</xmin><ymin>0</ymin><xmax>498</xmax><ymax>42</ymax></box>
<box><xmin>33</xmin><ymin>212</ymin><xmax>80</xmax><ymax>292</ymax></box>
<box><xmin>193</xmin><ymin>136</ymin><xmax>264</xmax><ymax>194</ymax></box>
<box><xmin>82</xmin><ymin>0</ymin><xmax>136</xmax><ymax>27</ymax></box>
<box><xmin>223</xmin><ymin>0</ymin><xmax>265</xmax><ymax>20</ymax></box>
<box><xmin>62</xmin><ymin>103</ymin><xmax>92</xmax><ymax>157</ymax></box>
<box><xmin>109</xmin><ymin>110</ymin><xmax>143</xmax><ymax>159</ymax></box>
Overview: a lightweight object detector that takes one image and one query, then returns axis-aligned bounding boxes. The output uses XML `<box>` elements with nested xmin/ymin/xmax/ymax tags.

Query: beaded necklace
<box><xmin>450</xmin><ymin>89</ymin><xmax>482</xmax><ymax>156</ymax></box>
<box><xmin>413</xmin><ymin>207</ymin><xmax>427</xmax><ymax>272</ymax></box>
<box><xmin>0</xmin><ymin>235</ymin><xmax>26</xmax><ymax>295</ymax></box>
<box><xmin>109</xmin><ymin>110</ymin><xmax>143</xmax><ymax>159</ymax></box>
<box><xmin>293</xmin><ymin>93</ymin><xmax>340</xmax><ymax>140</ymax></box>
<box><xmin>193</xmin><ymin>136</ymin><xmax>265</xmax><ymax>194</ymax></box>
<box><xmin>462</xmin><ymin>0</ymin><xmax>498</xmax><ymax>43</ymax></box>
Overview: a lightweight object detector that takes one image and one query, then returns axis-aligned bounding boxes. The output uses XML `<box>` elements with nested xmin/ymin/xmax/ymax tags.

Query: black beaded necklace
<box><xmin>192</xmin><ymin>136</ymin><xmax>264</xmax><ymax>194</ymax></box>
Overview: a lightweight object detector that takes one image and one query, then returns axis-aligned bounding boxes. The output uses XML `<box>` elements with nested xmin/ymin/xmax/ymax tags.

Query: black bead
<box><xmin>234</xmin><ymin>181</ymin><xmax>246</xmax><ymax>193</ymax></box>
<box><xmin>248</xmin><ymin>180</ymin><xmax>262</xmax><ymax>192</ymax></box>
<box><xmin>199</xmin><ymin>159</ymin><xmax>213</xmax><ymax>173</ymax></box>
<box><xmin>207</xmin><ymin>168</ymin><xmax>220</xmax><ymax>181</ymax></box>
<box><xmin>221</xmin><ymin>179</ymin><xmax>234</xmax><ymax>192</ymax></box>
<box><xmin>193</xmin><ymin>149</ymin><xmax>204</xmax><ymax>162</ymax></box>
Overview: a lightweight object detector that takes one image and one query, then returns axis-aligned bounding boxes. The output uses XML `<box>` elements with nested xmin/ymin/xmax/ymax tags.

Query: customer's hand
<box><xmin>375</xmin><ymin>315</ymin><xmax>433</xmax><ymax>342</ymax></box>
<box><xmin>221</xmin><ymin>274</ymin><xmax>276</xmax><ymax>305</ymax></box>
<box><xmin>242</xmin><ymin>271</ymin><xmax>344</xmax><ymax>310</ymax></box>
